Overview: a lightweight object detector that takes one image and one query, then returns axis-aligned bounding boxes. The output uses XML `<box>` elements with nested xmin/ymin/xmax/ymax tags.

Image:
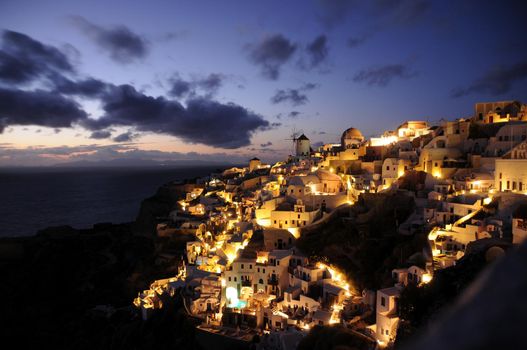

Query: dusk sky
<box><xmin>1</xmin><ymin>0</ymin><xmax>526</xmax><ymax>166</ymax></box>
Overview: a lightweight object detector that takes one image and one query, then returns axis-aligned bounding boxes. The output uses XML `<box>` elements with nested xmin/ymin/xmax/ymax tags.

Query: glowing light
<box><xmin>421</xmin><ymin>273</ymin><xmax>433</xmax><ymax>284</ymax></box>
<box><xmin>256</xmin><ymin>256</ymin><xmax>268</xmax><ymax>264</ymax></box>
<box><xmin>256</xmin><ymin>218</ymin><xmax>271</xmax><ymax>227</ymax></box>
<box><xmin>370</xmin><ymin>135</ymin><xmax>398</xmax><ymax>147</ymax></box>
<box><xmin>287</xmin><ymin>227</ymin><xmax>301</xmax><ymax>239</ymax></box>
<box><xmin>272</xmin><ymin>310</ymin><xmax>289</xmax><ymax>319</ymax></box>
<box><xmin>316</xmin><ymin>262</ymin><xmax>353</xmax><ymax>294</ymax></box>
<box><xmin>432</xmin><ymin>171</ymin><xmax>441</xmax><ymax>178</ymax></box>
<box><xmin>226</xmin><ymin>286</ymin><xmax>242</xmax><ymax>308</ymax></box>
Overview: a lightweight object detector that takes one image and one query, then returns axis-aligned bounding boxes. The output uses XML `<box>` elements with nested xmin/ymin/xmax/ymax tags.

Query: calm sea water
<box><xmin>0</xmin><ymin>166</ymin><xmax>227</xmax><ymax>237</ymax></box>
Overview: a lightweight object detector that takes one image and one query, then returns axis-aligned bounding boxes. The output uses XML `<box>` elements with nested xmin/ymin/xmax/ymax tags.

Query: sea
<box><xmin>0</xmin><ymin>165</ymin><xmax>229</xmax><ymax>237</ymax></box>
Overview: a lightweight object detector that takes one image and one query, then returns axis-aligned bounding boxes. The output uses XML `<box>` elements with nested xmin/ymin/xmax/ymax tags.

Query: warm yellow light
<box><xmin>421</xmin><ymin>273</ymin><xmax>433</xmax><ymax>284</ymax></box>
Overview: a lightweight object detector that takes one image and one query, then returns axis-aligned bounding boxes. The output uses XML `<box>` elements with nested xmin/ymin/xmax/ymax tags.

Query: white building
<box><xmin>495</xmin><ymin>140</ymin><xmax>527</xmax><ymax>193</ymax></box>
<box><xmin>376</xmin><ymin>286</ymin><xmax>401</xmax><ymax>346</ymax></box>
<box><xmin>296</xmin><ymin>134</ymin><xmax>311</xmax><ymax>157</ymax></box>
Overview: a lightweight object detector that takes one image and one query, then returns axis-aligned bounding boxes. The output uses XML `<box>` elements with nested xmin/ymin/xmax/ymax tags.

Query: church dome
<box><xmin>341</xmin><ymin>127</ymin><xmax>363</xmax><ymax>140</ymax></box>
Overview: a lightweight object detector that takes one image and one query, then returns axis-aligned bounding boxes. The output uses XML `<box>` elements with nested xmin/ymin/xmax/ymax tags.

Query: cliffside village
<box><xmin>133</xmin><ymin>100</ymin><xmax>527</xmax><ymax>349</ymax></box>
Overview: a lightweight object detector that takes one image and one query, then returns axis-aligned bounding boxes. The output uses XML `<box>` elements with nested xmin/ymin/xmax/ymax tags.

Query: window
<box><xmin>241</xmin><ymin>264</ymin><xmax>244</xmax><ymax>269</ymax></box>
<box><xmin>249</xmin><ymin>264</ymin><xmax>252</xmax><ymax>269</ymax></box>
<box><xmin>499</xmin><ymin>173</ymin><xmax>502</xmax><ymax>179</ymax></box>
<box><xmin>381</xmin><ymin>297</ymin><xmax>386</xmax><ymax>307</ymax></box>
<box><xmin>435</xmin><ymin>162</ymin><xmax>438</xmax><ymax>167</ymax></box>
<box><xmin>303</xmin><ymin>221</ymin><xmax>306</xmax><ymax>225</ymax></box>
<box><xmin>513</xmin><ymin>182</ymin><xmax>517</xmax><ymax>191</ymax></box>
<box><xmin>234</xmin><ymin>277</ymin><xmax>237</xmax><ymax>282</ymax></box>
<box><xmin>290</xmin><ymin>189</ymin><xmax>293</xmax><ymax>193</ymax></box>
<box><xmin>520</xmin><ymin>182</ymin><xmax>523</xmax><ymax>191</ymax></box>
<box><xmin>259</xmin><ymin>278</ymin><xmax>263</xmax><ymax>284</ymax></box>
<box><xmin>257</xmin><ymin>268</ymin><xmax>260</xmax><ymax>272</ymax></box>
<box><xmin>507</xmin><ymin>181</ymin><xmax>510</xmax><ymax>190</ymax></box>
<box><xmin>274</xmin><ymin>220</ymin><xmax>277</xmax><ymax>224</ymax></box>
<box><xmin>292</xmin><ymin>220</ymin><xmax>295</xmax><ymax>224</ymax></box>
<box><xmin>298</xmin><ymin>214</ymin><xmax>301</xmax><ymax>219</ymax></box>
<box><xmin>228</xmin><ymin>277</ymin><xmax>231</xmax><ymax>281</ymax></box>
<box><xmin>386</xmin><ymin>166</ymin><xmax>390</xmax><ymax>171</ymax></box>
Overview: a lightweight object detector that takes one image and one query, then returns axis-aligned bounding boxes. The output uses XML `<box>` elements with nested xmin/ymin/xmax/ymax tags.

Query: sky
<box><xmin>0</xmin><ymin>0</ymin><xmax>526</xmax><ymax>166</ymax></box>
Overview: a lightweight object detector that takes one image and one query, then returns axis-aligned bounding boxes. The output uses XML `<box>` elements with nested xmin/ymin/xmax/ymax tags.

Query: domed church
<box><xmin>340</xmin><ymin>127</ymin><xmax>364</xmax><ymax>149</ymax></box>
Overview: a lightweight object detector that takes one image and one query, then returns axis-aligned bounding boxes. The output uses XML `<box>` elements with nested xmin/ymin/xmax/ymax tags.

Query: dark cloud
<box><xmin>198</xmin><ymin>73</ymin><xmax>223</xmax><ymax>92</ymax></box>
<box><xmin>70</xmin><ymin>16</ymin><xmax>148</xmax><ymax>64</ymax></box>
<box><xmin>51</xmin><ymin>75</ymin><xmax>110</xmax><ymax>98</ymax></box>
<box><xmin>0</xmin><ymin>30</ymin><xmax>269</xmax><ymax>150</ymax></box>
<box><xmin>311</xmin><ymin>141</ymin><xmax>324</xmax><ymax>148</ymax></box>
<box><xmin>89</xmin><ymin>130</ymin><xmax>112</xmax><ymax>139</ymax></box>
<box><xmin>80</xmin><ymin>84</ymin><xmax>271</xmax><ymax>148</ymax></box>
<box><xmin>451</xmin><ymin>60</ymin><xmax>527</xmax><ymax>98</ymax></box>
<box><xmin>168</xmin><ymin>76</ymin><xmax>192</xmax><ymax>98</ymax></box>
<box><xmin>289</xmin><ymin>111</ymin><xmax>301</xmax><ymax>118</ymax></box>
<box><xmin>168</xmin><ymin>73</ymin><xmax>225</xmax><ymax>98</ymax></box>
<box><xmin>271</xmin><ymin>89</ymin><xmax>308</xmax><ymax>106</ymax></box>
<box><xmin>302</xmin><ymin>35</ymin><xmax>329</xmax><ymax>69</ymax></box>
<box><xmin>270</xmin><ymin>83</ymin><xmax>318</xmax><ymax>106</ymax></box>
<box><xmin>247</xmin><ymin>34</ymin><xmax>297</xmax><ymax>80</ymax></box>
<box><xmin>260</xmin><ymin>141</ymin><xmax>273</xmax><ymax>148</ymax></box>
<box><xmin>315</xmin><ymin>0</ymin><xmax>356</xmax><ymax>28</ymax></box>
<box><xmin>0</xmin><ymin>30</ymin><xmax>74</xmax><ymax>84</ymax></box>
<box><xmin>113</xmin><ymin>131</ymin><xmax>137</xmax><ymax>142</ymax></box>
<box><xmin>0</xmin><ymin>87</ymin><xmax>87</xmax><ymax>132</ymax></box>
<box><xmin>352</xmin><ymin>63</ymin><xmax>416</xmax><ymax>86</ymax></box>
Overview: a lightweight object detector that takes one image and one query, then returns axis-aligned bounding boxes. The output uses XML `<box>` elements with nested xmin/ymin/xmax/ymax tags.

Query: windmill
<box><xmin>284</xmin><ymin>127</ymin><xmax>302</xmax><ymax>155</ymax></box>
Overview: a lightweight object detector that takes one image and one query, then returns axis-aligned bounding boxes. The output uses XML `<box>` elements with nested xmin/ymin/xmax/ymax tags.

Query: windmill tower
<box><xmin>295</xmin><ymin>134</ymin><xmax>311</xmax><ymax>157</ymax></box>
<box><xmin>284</xmin><ymin>128</ymin><xmax>300</xmax><ymax>155</ymax></box>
